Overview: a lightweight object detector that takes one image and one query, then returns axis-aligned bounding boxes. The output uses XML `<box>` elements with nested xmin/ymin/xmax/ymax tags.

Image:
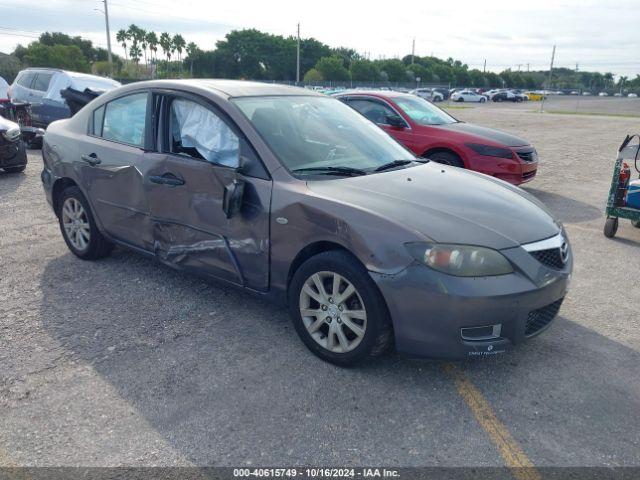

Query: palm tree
<box><xmin>186</xmin><ymin>42</ymin><xmax>198</xmax><ymax>77</ymax></box>
<box><xmin>139</xmin><ymin>28</ymin><xmax>148</xmax><ymax>70</ymax></box>
<box><xmin>172</xmin><ymin>34</ymin><xmax>186</xmax><ymax>76</ymax></box>
<box><xmin>129</xmin><ymin>44</ymin><xmax>142</xmax><ymax>78</ymax></box>
<box><xmin>116</xmin><ymin>29</ymin><xmax>129</xmax><ymax>62</ymax></box>
<box><xmin>159</xmin><ymin>32</ymin><xmax>172</xmax><ymax>76</ymax></box>
<box><xmin>146</xmin><ymin>31</ymin><xmax>158</xmax><ymax>63</ymax></box>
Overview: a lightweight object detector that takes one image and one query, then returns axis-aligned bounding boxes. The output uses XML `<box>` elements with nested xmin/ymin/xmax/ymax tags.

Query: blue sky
<box><xmin>1</xmin><ymin>0</ymin><xmax>639</xmax><ymax>77</ymax></box>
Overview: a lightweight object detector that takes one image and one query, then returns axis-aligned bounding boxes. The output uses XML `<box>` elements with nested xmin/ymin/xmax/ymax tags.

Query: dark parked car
<box><xmin>0</xmin><ymin>116</ymin><xmax>27</xmax><ymax>173</ymax></box>
<box><xmin>41</xmin><ymin>80</ymin><xmax>571</xmax><ymax>365</ymax></box>
<box><xmin>335</xmin><ymin>91</ymin><xmax>538</xmax><ymax>184</ymax></box>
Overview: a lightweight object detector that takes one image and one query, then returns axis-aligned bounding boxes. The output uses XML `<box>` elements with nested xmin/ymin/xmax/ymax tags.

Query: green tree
<box><xmin>315</xmin><ymin>56</ymin><xmax>350</xmax><ymax>81</ymax></box>
<box><xmin>146</xmin><ymin>31</ymin><xmax>158</xmax><ymax>64</ymax></box>
<box><xmin>376</xmin><ymin>59</ymin><xmax>406</xmax><ymax>82</ymax></box>
<box><xmin>173</xmin><ymin>34</ymin><xmax>186</xmax><ymax>75</ymax></box>
<box><xmin>159</xmin><ymin>32</ymin><xmax>172</xmax><ymax>75</ymax></box>
<box><xmin>349</xmin><ymin>59</ymin><xmax>380</xmax><ymax>82</ymax></box>
<box><xmin>303</xmin><ymin>68</ymin><xmax>323</xmax><ymax>82</ymax></box>
<box><xmin>185</xmin><ymin>42</ymin><xmax>199</xmax><ymax>76</ymax></box>
<box><xmin>116</xmin><ymin>29</ymin><xmax>129</xmax><ymax>62</ymax></box>
<box><xmin>23</xmin><ymin>43</ymin><xmax>90</xmax><ymax>72</ymax></box>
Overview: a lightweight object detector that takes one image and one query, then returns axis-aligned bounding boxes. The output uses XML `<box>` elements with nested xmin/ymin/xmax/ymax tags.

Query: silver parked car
<box><xmin>9</xmin><ymin>68</ymin><xmax>120</xmax><ymax>128</ymax></box>
<box><xmin>41</xmin><ymin>80</ymin><xmax>572</xmax><ymax>365</ymax></box>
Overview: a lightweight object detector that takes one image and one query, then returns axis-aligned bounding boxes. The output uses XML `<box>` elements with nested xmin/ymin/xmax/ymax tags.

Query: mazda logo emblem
<box><xmin>560</xmin><ymin>242</ymin><xmax>569</xmax><ymax>264</ymax></box>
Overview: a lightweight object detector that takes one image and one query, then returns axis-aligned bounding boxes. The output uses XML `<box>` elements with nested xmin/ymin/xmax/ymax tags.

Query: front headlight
<box><xmin>405</xmin><ymin>242</ymin><xmax>514</xmax><ymax>277</ymax></box>
<box><xmin>2</xmin><ymin>127</ymin><xmax>21</xmax><ymax>142</ymax></box>
<box><xmin>466</xmin><ymin>143</ymin><xmax>514</xmax><ymax>159</ymax></box>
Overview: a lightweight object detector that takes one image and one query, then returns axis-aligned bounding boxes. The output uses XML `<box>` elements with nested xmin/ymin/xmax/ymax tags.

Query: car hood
<box><xmin>307</xmin><ymin>162</ymin><xmax>558</xmax><ymax>250</ymax></box>
<box><xmin>434</xmin><ymin>122</ymin><xmax>529</xmax><ymax>147</ymax></box>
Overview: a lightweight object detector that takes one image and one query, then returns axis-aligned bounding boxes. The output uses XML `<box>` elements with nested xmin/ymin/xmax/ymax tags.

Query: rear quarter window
<box><xmin>32</xmin><ymin>73</ymin><xmax>54</xmax><ymax>92</ymax></box>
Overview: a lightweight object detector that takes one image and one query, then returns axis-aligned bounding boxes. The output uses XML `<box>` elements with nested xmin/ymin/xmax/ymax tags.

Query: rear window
<box><xmin>101</xmin><ymin>93</ymin><xmax>148</xmax><ymax>147</ymax></box>
<box><xmin>17</xmin><ymin>72</ymin><xmax>35</xmax><ymax>88</ymax></box>
<box><xmin>32</xmin><ymin>73</ymin><xmax>54</xmax><ymax>92</ymax></box>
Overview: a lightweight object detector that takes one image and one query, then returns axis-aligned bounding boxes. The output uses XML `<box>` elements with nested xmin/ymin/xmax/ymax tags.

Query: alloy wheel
<box><xmin>61</xmin><ymin>197</ymin><xmax>91</xmax><ymax>251</ymax></box>
<box><xmin>299</xmin><ymin>271</ymin><xmax>367</xmax><ymax>353</ymax></box>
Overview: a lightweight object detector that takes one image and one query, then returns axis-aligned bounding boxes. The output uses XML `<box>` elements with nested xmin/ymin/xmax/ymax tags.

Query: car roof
<box><xmin>107</xmin><ymin>79</ymin><xmax>323</xmax><ymax>99</ymax></box>
<box><xmin>333</xmin><ymin>89</ymin><xmax>414</xmax><ymax>99</ymax></box>
<box><xmin>170</xmin><ymin>79</ymin><xmax>323</xmax><ymax>98</ymax></box>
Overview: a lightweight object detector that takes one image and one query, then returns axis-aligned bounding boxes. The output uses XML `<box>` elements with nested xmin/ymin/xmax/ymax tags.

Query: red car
<box><xmin>335</xmin><ymin>91</ymin><xmax>537</xmax><ymax>185</ymax></box>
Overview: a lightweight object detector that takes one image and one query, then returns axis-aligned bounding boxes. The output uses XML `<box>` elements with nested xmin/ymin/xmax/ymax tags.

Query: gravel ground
<box><xmin>1</xmin><ymin>108</ymin><xmax>639</xmax><ymax>469</ymax></box>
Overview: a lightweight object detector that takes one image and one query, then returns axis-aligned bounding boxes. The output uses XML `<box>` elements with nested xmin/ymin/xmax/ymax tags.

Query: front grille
<box><xmin>522</xmin><ymin>170</ymin><xmax>537</xmax><ymax>179</ymax></box>
<box><xmin>517</xmin><ymin>150</ymin><xmax>537</xmax><ymax>162</ymax></box>
<box><xmin>530</xmin><ymin>248</ymin><xmax>564</xmax><ymax>269</ymax></box>
<box><xmin>525</xmin><ymin>298</ymin><xmax>563</xmax><ymax>337</ymax></box>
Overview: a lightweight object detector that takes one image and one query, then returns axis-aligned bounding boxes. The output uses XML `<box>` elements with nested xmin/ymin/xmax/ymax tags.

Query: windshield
<box><xmin>232</xmin><ymin>96</ymin><xmax>415</xmax><ymax>175</ymax></box>
<box><xmin>393</xmin><ymin>96</ymin><xmax>457</xmax><ymax>126</ymax></box>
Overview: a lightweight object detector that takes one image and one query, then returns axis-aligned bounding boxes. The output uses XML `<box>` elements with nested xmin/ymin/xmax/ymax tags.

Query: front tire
<box><xmin>480</xmin><ymin>97</ymin><xmax>486</xmax><ymax>103</ymax></box>
<box><xmin>288</xmin><ymin>250</ymin><xmax>393</xmax><ymax>366</ymax></box>
<box><xmin>632</xmin><ymin>220</ymin><xmax>640</xmax><ymax>228</ymax></box>
<box><xmin>604</xmin><ymin>217</ymin><xmax>618</xmax><ymax>238</ymax></box>
<box><xmin>424</xmin><ymin>150</ymin><xmax>465</xmax><ymax>168</ymax></box>
<box><xmin>58</xmin><ymin>186</ymin><xmax>113</xmax><ymax>260</ymax></box>
<box><xmin>457</xmin><ymin>97</ymin><xmax>464</xmax><ymax>102</ymax></box>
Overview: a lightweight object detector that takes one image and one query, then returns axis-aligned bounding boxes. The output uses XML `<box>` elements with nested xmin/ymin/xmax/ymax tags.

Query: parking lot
<box><xmin>1</xmin><ymin>105</ymin><xmax>639</xmax><ymax>472</ymax></box>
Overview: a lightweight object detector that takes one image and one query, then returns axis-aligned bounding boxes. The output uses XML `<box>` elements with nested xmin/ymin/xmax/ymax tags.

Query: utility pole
<box><xmin>483</xmin><ymin>59</ymin><xmax>486</xmax><ymax>74</ymax></box>
<box><xmin>527</xmin><ymin>63</ymin><xmax>530</xmax><ymax>72</ymax></box>
<box><xmin>296</xmin><ymin>22</ymin><xmax>300</xmax><ymax>84</ymax></box>
<box><xmin>411</xmin><ymin>38</ymin><xmax>415</xmax><ymax>64</ymax></box>
<box><xmin>102</xmin><ymin>0</ymin><xmax>113</xmax><ymax>76</ymax></box>
<box><xmin>540</xmin><ymin>45</ymin><xmax>556</xmax><ymax>113</ymax></box>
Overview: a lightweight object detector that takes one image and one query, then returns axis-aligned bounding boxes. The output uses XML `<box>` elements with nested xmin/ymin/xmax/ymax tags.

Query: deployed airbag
<box><xmin>171</xmin><ymin>99</ymin><xmax>239</xmax><ymax>167</ymax></box>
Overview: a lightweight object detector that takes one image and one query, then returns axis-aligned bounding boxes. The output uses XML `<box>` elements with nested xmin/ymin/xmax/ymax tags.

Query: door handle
<box><xmin>81</xmin><ymin>153</ymin><xmax>101</xmax><ymax>166</ymax></box>
<box><xmin>149</xmin><ymin>173</ymin><xmax>185</xmax><ymax>187</ymax></box>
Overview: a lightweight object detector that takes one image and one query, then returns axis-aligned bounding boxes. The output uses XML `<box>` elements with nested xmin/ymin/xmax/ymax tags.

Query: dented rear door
<box><xmin>77</xmin><ymin>92</ymin><xmax>154</xmax><ymax>249</ymax></box>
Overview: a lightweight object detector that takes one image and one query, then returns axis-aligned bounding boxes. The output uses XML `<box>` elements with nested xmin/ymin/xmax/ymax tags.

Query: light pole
<box><xmin>296</xmin><ymin>23</ymin><xmax>300</xmax><ymax>85</ymax></box>
<box><xmin>102</xmin><ymin>0</ymin><xmax>113</xmax><ymax>75</ymax></box>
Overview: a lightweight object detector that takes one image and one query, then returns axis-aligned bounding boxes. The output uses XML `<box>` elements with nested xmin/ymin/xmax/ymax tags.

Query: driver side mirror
<box><xmin>385</xmin><ymin>114</ymin><xmax>406</xmax><ymax>128</ymax></box>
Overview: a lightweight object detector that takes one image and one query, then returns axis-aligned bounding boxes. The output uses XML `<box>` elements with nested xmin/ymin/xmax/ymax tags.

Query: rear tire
<box><xmin>480</xmin><ymin>97</ymin><xmax>486</xmax><ymax>103</ymax></box>
<box><xmin>57</xmin><ymin>186</ymin><xmax>113</xmax><ymax>260</ymax></box>
<box><xmin>288</xmin><ymin>250</ymin><xmax>393</xmax><ymax>366</ymax></box>
<box><xmin>632</xmin><ymin>220</ymin><xmax>640</xmax><ymax>228</ymax></box>
<box><xmin>423</xmin><ymin>150</ymin><xmax>465</xmax><ymax>168</ymax></box>
<box><xmin>3</xmin><ymin>165</ymin><xmax>26</xmax><ymax>173</ymax></box>
<box><xmin>604</xmin><ymin>217</ymin><xmax>618</xmax><ymax>238</ymax></box>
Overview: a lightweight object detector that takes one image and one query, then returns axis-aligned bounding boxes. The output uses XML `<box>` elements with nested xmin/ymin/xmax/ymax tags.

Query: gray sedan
<box><xmin>41</xmin><ymin>80</ymin><xmax>572</xmax><ymax>365</ymax></box>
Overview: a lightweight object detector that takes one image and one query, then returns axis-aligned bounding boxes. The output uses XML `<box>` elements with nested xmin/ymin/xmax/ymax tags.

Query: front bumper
<box><xmin>466</xmin><ymin>151</ymin><xmax>538</xmax><ymax>185</ymax></box>
<box><xmin>371</xmin><ymin>245</ymin><xmax>571</xmax><ymax>359</ymax></box>
<box><xmin>0</xmin><ymin>139</ymin><xmax>27</xmax><ymax>168</ymax></box>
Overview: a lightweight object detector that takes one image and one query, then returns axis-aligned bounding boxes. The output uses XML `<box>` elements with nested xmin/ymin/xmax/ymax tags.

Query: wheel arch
<box><xmin>286</xmin><ymin>241</ymin><xmax>361</xmax><ymax>291</ymax></box>
<box><xmin>421</xmin><ymin>146</ymin><xmax>468</xmax><ymax>167</ymax></box>
<box><xmin>51</xmin><ymin>177</ymin><xmax>79</xmax><ymax>215</ymax></box>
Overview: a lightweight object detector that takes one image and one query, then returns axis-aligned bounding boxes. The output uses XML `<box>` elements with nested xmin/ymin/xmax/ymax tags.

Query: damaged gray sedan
<box><xmin>41</xmin><ymin>80</ymin><xmax>572</xmax><ymax>365</ymax></box>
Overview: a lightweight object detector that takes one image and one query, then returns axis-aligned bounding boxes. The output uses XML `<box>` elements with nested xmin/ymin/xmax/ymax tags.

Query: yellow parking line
<box><xmin>443</xmin><ymin>364</ymin><xmax>541</xmax><ymax>480</ymax></box>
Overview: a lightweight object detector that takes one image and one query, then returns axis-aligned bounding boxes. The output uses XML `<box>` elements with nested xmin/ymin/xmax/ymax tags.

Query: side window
<box><xmin>102</xmin><ymin>93</ymin><xmax>148</xmax><ymax>147</ymax></box>
<box><xmin>92</xmin><ymin>105</ymin><xmax>105</xmax><ymax>136</ymax></box>
<box><xmin>18</xmin><ymin>72</ymin><xmax>35</xmax><ymax>88</ymax></box>
<box><xmin>168</xmin><ymin>98</ymin><xmax>239</xmax><ymax>167</ymax></box>
<box><xmin>33</xmin><ymin>73</ymin><xmax>53</xmax><ymax>92</ymax></box>
<box><xmin>349</xmin><ymin>99</ymin><xmax>397</xmax><ymax>125</ymax></box>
